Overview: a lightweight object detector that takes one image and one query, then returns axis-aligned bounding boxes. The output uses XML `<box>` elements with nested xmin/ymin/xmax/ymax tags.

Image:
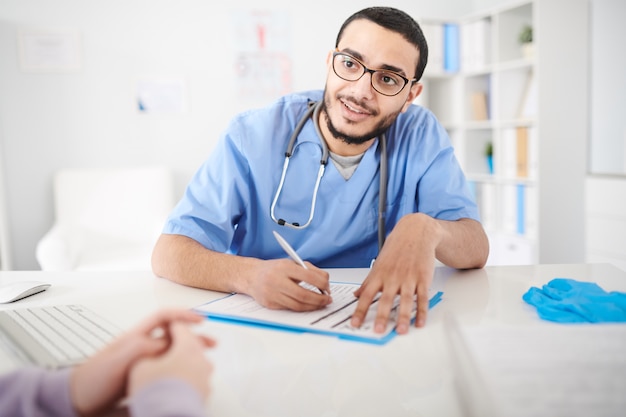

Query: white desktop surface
<box><xmin>1</xmin><ymin>263</ymin><xmax>625</xmax><ymax>417</ymax></box>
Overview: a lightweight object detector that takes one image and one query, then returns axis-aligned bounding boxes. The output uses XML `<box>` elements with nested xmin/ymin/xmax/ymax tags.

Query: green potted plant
<box><xmin>519</xmin><ymin>25</ymin><xmax>534</xmax><ymax>59</ymax></box>
<box><xmin>485</xmin><ymin>141</ymin><xmax>494</xmax><ymax>174</ymax></box>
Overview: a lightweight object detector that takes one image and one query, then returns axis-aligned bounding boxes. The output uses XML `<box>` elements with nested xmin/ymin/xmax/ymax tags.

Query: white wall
<box><xmin>0</xmin><ymin>0</ymin><xmax>478</xmax><ymax>270</ymax></box>
<box><xmin>0</xmin><ymin>116</ymin><xmax>11</xmax><ymax>269</ymax></box>
<box><xmin>586</xmin><ymin>176</ymin><xmax>626</xmax><ymax>271</ymax></box>
<box><xmin>589</xmin><ymin>0</ymin><xmax>626</xmax><ymax>175</ymax></box>
<box><xmin>6</xmin><ymin>0</ymin><xmax>622</xmax><ymax>271</ymax></box>
<box><xmin>585</xmin><ymin>0</ymin><xmax>626</xmax><ymax>271</ymax></box>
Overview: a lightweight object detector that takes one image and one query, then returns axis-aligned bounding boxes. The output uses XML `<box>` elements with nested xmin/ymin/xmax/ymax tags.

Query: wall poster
<box><xmin>232</xmin><ymin>10</ymin><xmax>293</xmax><ymax>108</ymax></box>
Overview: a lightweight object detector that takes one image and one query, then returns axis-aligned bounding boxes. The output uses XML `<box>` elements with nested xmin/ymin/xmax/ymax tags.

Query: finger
<box><xmin>352</xmin><ymin>276</ymin><xmax>372</xmax><ymax>298</ymax></box>
<box><xmin>287</xmin><ymin>262</ymin><xmax>330</xmax><ymax>295</ymax></box>
<box><xmin>168</xmin><ymin>323</ymin><xmax>207</xmax><ymax>355</ymax></box>
<box><xmin>274</xmin><ymin>268</ymin><xmax>333</xmax><ymax>311</ymax></box>
<box><xmin>135</xmin><ymin>309</ymin><xmax>204</xmax><ymax>336</ymax></box>
<box><xmin>197</xmin><ymin>334</ymin><xmax>218</xmax><ymax>348</ymax></box>
<box><xmin>254</xmin><ymin>262</ymin><xmax>331</xmax><ymax>311</ymax></box>
<box><xmin>188</xmin><ymin>325</ymin><xmax>218</xmax><ymax>348</ymax></box>
<box><xmin>132</xmin><ymin>337</ymin><xmax>169</xmax><ymax>358</ymax></box>
<box><xmin>97</xmin><ymin>327</ymin><xmax>168</xmax><ymax>364</ymax></box>
<box><xmin>350</xmin><ymin>287</ymin><xmax>377</xmax><ymax>328</ymax></box>
<box><xmin>395</xmin><ymin>289</ymin><xmax>415</xmax><ymax>335</ymax></box>
<box><xmin>296</xmin><ymin>279</ymin><xmax>326</xmax><ymax>296</ymax></box>
<box><xmin>302</xmin><ymin>263</ymin><xmax>331</xmax><ymax>294</ymax></box>
<box><xmin>373</xmin><ymin>290</ymin><xmax>397</xmax><ymax>334</ymax></box>
<box><xmin>257</xmin><ymin>280</ymin><xmax>332</xmax><ymax>311</ymax></box>
<box><xmin>415</xmin><ymin>284</ymin><xmax>429</xmax><ymax>328</ymax></box>
<box><xmin>169</xmin><ymin>324</ymin><xmax>214</xmax><ymax>397</ymax></box>
<box><xmin>275</xmin><ymin>286</ymin><xmax>332</xmax><ymax>312</ymax></box>
<box><xmin>118</xmin><ymin>310</ymin><xmax>205</xmax><ymax>359</ymax></box>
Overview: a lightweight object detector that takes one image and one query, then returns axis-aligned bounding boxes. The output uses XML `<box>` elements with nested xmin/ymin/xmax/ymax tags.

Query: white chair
<box><xmin>36</xmin><ymin>166</ymin><xmax>175</xmax><ymax>271</ymax></box>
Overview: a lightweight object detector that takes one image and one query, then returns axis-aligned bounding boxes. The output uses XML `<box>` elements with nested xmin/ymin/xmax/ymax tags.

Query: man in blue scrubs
<box><xmin>153</xmin><ymin>7</ymin><xmax>489</xmax><ymax>334</ymax></box>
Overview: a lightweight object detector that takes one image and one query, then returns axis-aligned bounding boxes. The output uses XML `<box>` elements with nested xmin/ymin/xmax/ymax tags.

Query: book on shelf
<box><xmin>460</xmin><ymin>18</ymin><xmax>491</xmax><ymax>72</ymax></box>
<box><xmin>500</xmin><ymin>183</ymin><xmax>537</xmax><ymax>237</ymax></box>
<box><xmin>516</xmin><ymin>127</ymin><xmax>528</xmax><ymax>177</ymax></box>
<box><xmin>443</xmin><ymin>23</ymin><xmax>460</xmax><ymax>72</ymax></box>
<box><xmin>477</xmin><ymin>182</ymin><xmax>497</xmax><ymax>231</ymax></box>
<box><xmin>502</xmin><ymin>184</ymin><xmax>518</xmax><ymax>234</ymax></box>
<box><xmin>471</xmin><ymin>91</ymin><xmax>489</xmax><ymax>120</ymax></box>
<box><xmin>527</xmin><ymin>126</ymin><xmax>538</xmax><ymax>179</ymax></box>
<box><xmin>421</xmin><ymin>21</ymin><xmax>461</xmax><ymax>74</ymax></box>
<box><xmin>502</xmin><ymin>127</ymin><xmax>535</xmax><ymax>179</ymax></box>
<box><xmin>524</xmin><ymin>185</ymin><xmax>538</xmax><ymax>238</ymax></box>
<box><xmin>517</xmin><ymin>70</ymin><xmax>537</xmax><ymax>119</ymax></box>
<box><xmin>421</xmin><ymin>23</ymin><xmax>444</xmax><ymax>74</ymax></box>
<box><xmin>516</xmin><ymin>184</ymin><xmax>525</xmax><ymax>235</ymax></box>
<box><xmin>501</xmin><ymin>128</ymin><xmax>517</xmax><ymax>178</ymax></box>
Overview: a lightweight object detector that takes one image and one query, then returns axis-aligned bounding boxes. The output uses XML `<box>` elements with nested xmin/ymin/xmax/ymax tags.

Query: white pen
<box><xmin>272</xmin><ymin>230</ymin><xmax>327</xmax><ymax>295</ymax></box>
<box><xmin>273</xmin><ymin>230</ymin><xmax>307</xmax><ymax>269</ymax></box>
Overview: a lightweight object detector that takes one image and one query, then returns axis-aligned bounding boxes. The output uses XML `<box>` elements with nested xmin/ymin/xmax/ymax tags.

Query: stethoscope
<box><xmin>270</xmin><ymin>101</ymin><xmax>388</xmax><ymax>251</ymax></box>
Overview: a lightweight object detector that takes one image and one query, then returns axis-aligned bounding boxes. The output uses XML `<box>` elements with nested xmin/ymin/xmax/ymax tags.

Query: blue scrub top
<box><xmin>163</xmin><ymin>90</ymin><xmax>480</xmax><ymax>268</ymax></box>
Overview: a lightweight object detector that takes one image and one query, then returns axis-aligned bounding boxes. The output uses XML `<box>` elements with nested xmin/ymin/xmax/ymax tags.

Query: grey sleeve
<box><xmin>128</xmin><ymin>378</ymin><xmax>208</xmax><ymax>417</ymax></box>
<box><xmin>0</xmin><ymin>366</ymin><xmax>77</xmax><ymax>417</ymax></box>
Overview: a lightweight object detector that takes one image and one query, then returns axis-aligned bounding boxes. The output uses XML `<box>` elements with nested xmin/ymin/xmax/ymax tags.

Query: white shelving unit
<box><xmin>418</xmin><ymin>0</ymin><xmax>588</xmax><ymax>265</ymax></box>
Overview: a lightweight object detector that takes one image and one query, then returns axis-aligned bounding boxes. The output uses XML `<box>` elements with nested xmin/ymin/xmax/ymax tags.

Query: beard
<box><xmin>321</xmin><ymin>90</ymin><xmax>400</xmax><ymax>145</ymax></box>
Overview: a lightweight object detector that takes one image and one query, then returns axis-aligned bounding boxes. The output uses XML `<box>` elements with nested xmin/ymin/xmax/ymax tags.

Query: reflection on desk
<box><xmin>0</xmin><ymin>263</ymin><xmax>624</xmax><ymax>417</ymax></box>
<box><xmin>463</xmin><ymin>324</ymin><xmax>626</xmax><ymax>417</ymax></box>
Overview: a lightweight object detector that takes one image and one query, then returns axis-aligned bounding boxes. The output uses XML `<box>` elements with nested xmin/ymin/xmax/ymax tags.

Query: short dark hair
<box><xmin>335</xmin><ymin>7</ymin><xmax>429</xmax><ymax>82</ymax></box>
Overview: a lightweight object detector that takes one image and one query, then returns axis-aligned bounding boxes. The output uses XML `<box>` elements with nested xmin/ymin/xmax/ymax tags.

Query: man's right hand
<box><xmin>246</xmin><ymin>259</ymin><xmax>332</xmax><ymax>311</ymax></box>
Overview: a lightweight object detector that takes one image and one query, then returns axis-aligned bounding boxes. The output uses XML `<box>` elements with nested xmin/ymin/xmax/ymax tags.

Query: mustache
<box><xmin>337</xmin><ymin>95</ymin><xmax>378</xmax><ymax>117</ymax></box>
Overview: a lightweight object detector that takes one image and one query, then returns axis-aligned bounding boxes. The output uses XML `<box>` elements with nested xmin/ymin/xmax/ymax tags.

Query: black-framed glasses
<box><xmin>332</xmin><ymin>51</ymin><xmax>416</xmax><ymax>97</ymax></box>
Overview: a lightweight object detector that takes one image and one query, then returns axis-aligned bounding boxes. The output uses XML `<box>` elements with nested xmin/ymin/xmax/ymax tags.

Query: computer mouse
<box><xmin>0</xmin><ymin>281</ymin><xmax>51</xmax><ymax>304</ymax></box>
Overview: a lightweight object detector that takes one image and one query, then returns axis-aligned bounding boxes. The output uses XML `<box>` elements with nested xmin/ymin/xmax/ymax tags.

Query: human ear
<box><xmin>401</xmin><ymin>82</ymin><xmax>423</xmax><ymax>112</ymax></box>
<box><xmin>326</xmin><ymin>50</ymin><xmax>334</xmax><ymax>66</ymax></box>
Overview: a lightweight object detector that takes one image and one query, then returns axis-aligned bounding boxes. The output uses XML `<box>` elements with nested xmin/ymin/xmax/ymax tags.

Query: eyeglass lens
<box><xmin>332</xmin><ymin>53</ymin><xmax>407</xmax><ymax>96</ymax></box>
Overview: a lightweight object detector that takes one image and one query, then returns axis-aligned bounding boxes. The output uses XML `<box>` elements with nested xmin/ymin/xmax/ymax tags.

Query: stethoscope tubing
<box><xmin>270</xmin><ymin>101</ymin><xmax>387</xmax><ymax>251</ymax></box>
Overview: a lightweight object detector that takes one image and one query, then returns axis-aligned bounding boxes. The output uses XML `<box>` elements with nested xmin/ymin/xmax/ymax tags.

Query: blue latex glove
<box><xmin>522</xmin><ymin>278</ymin><xmax>626</xmax><ymax>323</ymax></box>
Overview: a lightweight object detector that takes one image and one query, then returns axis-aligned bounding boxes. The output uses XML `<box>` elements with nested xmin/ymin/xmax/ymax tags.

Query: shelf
<box><xmin>494</xmin><ymin>119</ymin><xmax>536</xmax><ymax>128</ymax></box>
<box><xmin>420</xmin><ymin>1</ymin><xmax>539</xmax><ymax>265</ymax></box>
<box><xmin>467</xmin><ymin>174</ymin><xmax>538</xmax><ymax>186</ymax></box>
<box><xmin>421</xmin><ymin>70</ymin><xmax>457</xmax><ymax>80</ymax></box>
<box><xmin>494</xmin><ymin>58</ymin><xmax>534</xmax><ymax>72</ymax></box>
<box><xmin>463</xmin><ymin>120</ymin><xmax>493</xmax><ymax>130</ymax></box>
<box><xmin>420</xmin><ymin>0</ymin><xmax>589</xmax><ymax>265</ymax></box>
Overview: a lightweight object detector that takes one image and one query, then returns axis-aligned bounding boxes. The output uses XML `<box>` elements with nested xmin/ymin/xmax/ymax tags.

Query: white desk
<box><xmin>1</xmin><ymin>264</ymin><xmax>625</xmax><ymax>417</ymax></box>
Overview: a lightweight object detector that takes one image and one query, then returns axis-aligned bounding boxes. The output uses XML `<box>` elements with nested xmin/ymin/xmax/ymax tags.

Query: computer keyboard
<box><xmin>0</xmin><ymin>304</ymin><xmax>121</xmax><ymax>368</ymax></box>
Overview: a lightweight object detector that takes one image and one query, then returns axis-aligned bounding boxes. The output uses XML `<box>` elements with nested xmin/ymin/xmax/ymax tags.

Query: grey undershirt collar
<box><xmin>329</xmin><ymin>151</ymin><xmax>365</xmax><ymax>180</ymax></box>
